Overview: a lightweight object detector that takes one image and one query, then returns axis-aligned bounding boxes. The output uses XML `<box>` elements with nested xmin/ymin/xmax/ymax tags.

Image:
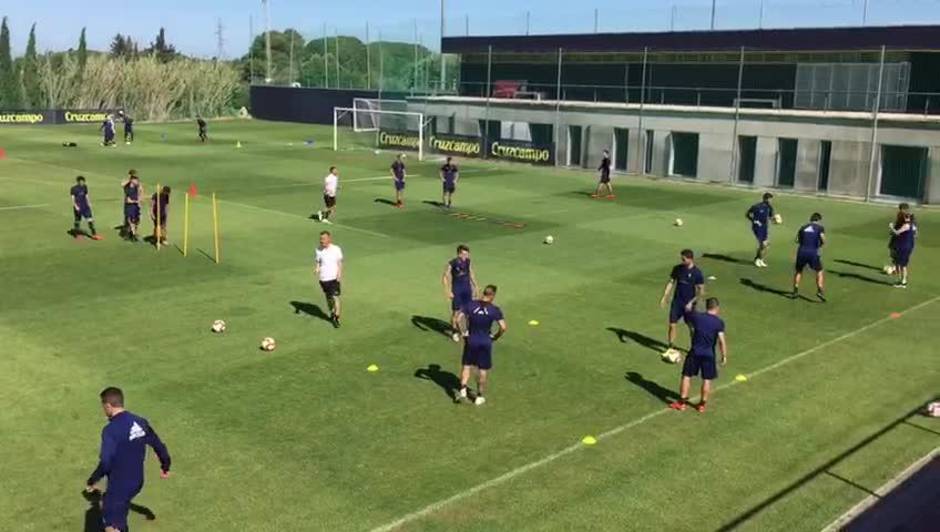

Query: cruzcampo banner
<box><xmin>377</xmin><ymin>129</ymin><xmax>421</xmax><ymax>151</ymax></box>
<box><xmin>486</xmin><ymin>138</ymin><xmax>555</xmax><ymax>165</ymax></box>
<box><xmin>0</xmin><ymin>109</ymin><xmax>124</xmax><ymax>126</ymax></box>
<box><xmin>428</xmin><ymin>133</ymin><xmax>483</xmax><ymax>157</ymax></box>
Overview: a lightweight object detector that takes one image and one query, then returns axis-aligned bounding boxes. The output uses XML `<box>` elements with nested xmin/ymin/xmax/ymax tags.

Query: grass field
<box><xmin>1</xmin><ymin>119</ymin><xmax>938</xmax><ymax>532</ymax></box>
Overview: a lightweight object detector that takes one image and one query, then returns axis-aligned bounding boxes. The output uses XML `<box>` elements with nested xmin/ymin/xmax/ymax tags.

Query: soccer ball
<box><xmin>373</xmin><ymin>149</ymin><xmax>381</xmax><ymax>155</ymax></box>
<box><xmin>773</xmin><ymin>213</ymin><xmax>783</xmax><ymax>225</ymax></box>
<box><xmin>883</xmin><ymin>265</ymin><xmax>897</xmax><ymax>275</ymax></box>
<box><xmin>674</xmin><ymin>218</ymin><xmax>684</xmax><ymax>227</ymax></box>
<box><xmin>544</xmin><ymin>235</ymin><xmax>554</xmax><ymax>245</ymax></box>
<box><xmin>260</xmin><ymin>337</ymin><xmax>277</xmax><ymax>352</ymax></box>
<box><xmin>661</xmin><ymin>349</ymin><xmax>681</xmax><ymax>364</ymax></box>
<box><xmin>926</xmin><ymin>401</ymin><xmax>940</xmax><ymax>418</ymax></box>
<box><xmin>211</xmin><ymin>320</ymin><xmax>226</xmax><ymax>333</ymax></box>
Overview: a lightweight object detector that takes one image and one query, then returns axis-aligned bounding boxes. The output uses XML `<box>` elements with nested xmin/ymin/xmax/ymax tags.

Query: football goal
<box><xmin>351</xmin><ymin>98</ymin><xmax>409</xmax><ymax>132</ymax></box>
<box><xmin>333</xmin><ymin>106</ymin><xmax>428</xmax><ymax>161</ymax></box>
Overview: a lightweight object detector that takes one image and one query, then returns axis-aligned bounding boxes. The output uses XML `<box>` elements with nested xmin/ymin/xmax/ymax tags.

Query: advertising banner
<box><xmin>428</xmin><ymin>133</ymin><xmax>483</xmax><ymax>157</ymax></box>
<box><xmin>0</xmin><ymin>109</ymin><xmax>124</xmax><ymax>126</ymax></box>
<box><xmin>377</xmin><ymin>130</ymin><xmax>421</xmax><ymax>151</ymax></box>
<box><xmin>486</xmin><ymin>139</ymin><xmax>555</xmax><ymax>165</ymax></box>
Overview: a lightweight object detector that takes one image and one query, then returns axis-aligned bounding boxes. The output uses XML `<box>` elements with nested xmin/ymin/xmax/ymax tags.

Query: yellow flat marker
<box><xmin>735</xmin><ymin>374</ymin><xmax>748</xmax><ymax>382</ymax></box>
<box><xmin>367</xmin><ymin>364</ymin><xmax>379</xmax><ymax>373</ymax></box>
<box><xmin>582</xmin><ymin>435</ymin><xmax>597</xmax><ymax>446</ymax></box>
<box><xmin>528</xmin><ymin>320</ymin><xmax>540</xmax><ymax>326</ymax></box>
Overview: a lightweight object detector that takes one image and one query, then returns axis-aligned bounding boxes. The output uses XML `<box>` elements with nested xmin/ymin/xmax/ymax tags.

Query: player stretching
<box><xmin>455</xmin><ymin>285</ymin><xmax>507</xmax><ymax>406</ymax></box>
<box><xmin>669</xmin><ymin>298</ymin><xmax>727</xmax><ymax>413</ymax></box>
<box><xmin>592</xmin><ymin>149</ymin><xmax>614</xmax><ymax>199</ymax></box>
<box><xmin>196</xmin><ymin>117</ymin><xmax>208</xmax><ymax>143</ymax></box>
<box><xmin>440</xmin><ymin>156</ymin><xmax>459</xmax><ymax>208</ymax></box>
<box><xmin>86</xmin><ymin>387</ymin><xmax>171</xmax><ymax>532</ymax></box>
<box><xmin>101</xmin><ymin>115</ymin><xmax>116</xmax><ymax>147</ymax></box>
<box><xmin>121</xmin><ymin>171</ymin><xmax>142</xmax><ymax>242</ymax></box>
<box><xmin>150</xmin><ymin>186</ymin><xmax>171</xmax><ymax>246</ymax></box>
<box><xmin>317</xmin><ymin>166</ymin><xmax>339</xmax><ymax>224</ymax></box>
<box><xmin>746</xmin><ymin>192</ymin><xmax>776</xmax><ymax>267</ymax></box>
<box><xmin>70</xmin><ymin>176</ymin><xmax>102</xmax><ymax>240</ymax></box>
<box><xmin>888</xmin><ymin>210</ymin><xmax>917</xmax><ymax>288</ymax></box>
<box><xmin>443</xmin><ymin>244</ymin><xmax>479</xmax><ymax>342</ymax></box>
<box><xmin>792</xmin><ymin>212</ymin><xmax>826</xmax><ymax>302</ymax></box>
<box><xmin>659</xmin><ymin>249</ymin><xmax>705</xmax><ymax>359</ymax></box>
<box><xmin>315</xmin><ymin>230</ymin><xmax>344</xmax><ymax>328</ymax></box>
<box><xmin>391</xmin><ymin>154</ymin><xmax>407</xmax><ymax>208</ymax></box>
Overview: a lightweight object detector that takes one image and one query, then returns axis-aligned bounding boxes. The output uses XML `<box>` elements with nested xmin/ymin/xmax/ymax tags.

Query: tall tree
<box><xmin>0</xmin><ymin>17</ymin><xmax>22</xmax><ymax>108</ymax></box>
<box><xmin>110</xmin><ymin>34</ymin><xmax>131</xmax><ymax>58</ymax></box>
<box><xmin>22</xmin><ymin>23</ymin><xmax>41</xmax><ymax>108</ymax></box>
<box><xmin>147</xmin><ymin>27</ymin><xmax>177</xmax><ymax>63</ymax></box>
<box><xmin>77</xmin><ymin>27</ymin><xmax>88</xmax><ymax>73</ymax></box>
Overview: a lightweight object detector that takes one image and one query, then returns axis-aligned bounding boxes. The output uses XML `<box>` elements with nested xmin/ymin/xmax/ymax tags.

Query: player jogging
<box><xmin>121</xmin><ymin>170</ymin><xmax>142</xmax><ymax>242</ymax></box>
<box><xmin>792</xmin><ymin>212</ymin><xmax>826</xmax><ymax>302</ymax></box>
<box><xmin>746</xmin><ymin>192</ymin><xmax>776</xmax><ymax>267</ymax></box>
<box><xmin>150</xmin><ymin>186</ymin><xmax>171</xmax><ymax>246</ymax></box>
<box><xmin>443</xmin><ymin>244</ymin><xmax>479</xmax><ymax>342</ymax></box>
<box><xmin>196</xmin><ymin>117</ymin><xmax>208</xmax><ymax>143</ymax></box>
<box><xmin>669</xmin><ymin>297</ymin><xmax>727</xmax><ymax>413</ymax></box>
<box><xmin>315</xmin><ymin>230</ymin><xmax>344</xmax><ymax>328</ymax></box>
<box><xmin>119</xmin><ymin>111</ymin><xmax>134</xmax><ymax>144</ymax></box>
<box><xmin>440</xmin><ymin>157</ymin><xmax>459</xmax><ymax>208</ymax></box>
<box><xmin>101</xmin><ymin>115</ymin><xmax>116</xmax><ymax>147</ymax></box>
<box><xmin>659</xmin><ymin>249</ymin><xmax>705</xmax><ymax>359</ymax></box>
<box><xmin>592</xmin><ymin>149</ymin><xmax>614</xmax><ymax>199</ymax></box>
<box><xmin>455</xmin><ymin>285</ymin><xmax>507</xmax><ymax>406</ymax></box>
<box><xmin>391</xmin><ymin>154</ymin><xmax>406</xmax><ymax>208</ymax></box>
<box><xmin>86</xmin><ymin>387</ymin><xmax>171</xmax><ymax>532</ymax></box>
<box><xmin>888</xmin><ymin>209</ymin><xmax>917</xmax><ymax>288</ymax></box>
<box><xmin>317</xmin><ymin>166</ymin><xmax>339</xmax><ymax>224</ymax></box>
<box><xmin>70</xmin><ymin>176</ymin><xmax>102</xmax><ymax>240</ymax></box>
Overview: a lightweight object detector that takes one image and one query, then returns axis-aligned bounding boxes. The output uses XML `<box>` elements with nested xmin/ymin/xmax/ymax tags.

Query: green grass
<box><xmin>1</xmin><ymin>120</ymin><xmax>938</xmax><ymax>532</ymax></box>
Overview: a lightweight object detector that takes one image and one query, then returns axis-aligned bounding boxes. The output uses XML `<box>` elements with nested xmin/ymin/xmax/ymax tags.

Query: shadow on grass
<box><xmin>411</xmin><ymin>315</ymin><xmax>452</xmax><ymax>338</ymax></box>
<box><xmin>422</xmin><ymin>200</ymin><xmax>444</xmax><ymax>208</ymax></box>
<box><xmin>374</xmin><ymin>198</ymin><xmax>397</xmax><ymax>207</ymax></box>
<box><xmin>740</xmin><ymin>278</ymin><xmax>815</xmax><ymax>302</ymax></box>
<box><xmin>624</xmin><ymin>371</ymin><xmax>678</xmax><ymax>404</ymax></box>
<box><xmin>834</xmin><ymin>258</ymin><xmax>884</xmax><ymax>273</ymax></box>
<box><xmin>702</xmin><ymin>253</ymin><xmax>750</xmax><ymax>265</ymax></box>
<box><xmin>290</xmin><ymin>301</ymin><xmax>332</xmax><ymax>324</ymax></box>
<box><xmin>414</xmin><ymin>363</ymin><xmax>460</xmax><ymax>402</ymax></box>
<box><xmin>82</xmin><ymin>489</ymin><xmax>155</xmax><ymax>532</ymax></box>
<box><xmin>607</xmin><ymin>327</ymin><xmax>668</xmax><ymax>353</ymax></box>
<box><xmin>828</xmin><ymin>269</ymin><xmax>894</xmax><ymax>287</ymax></box>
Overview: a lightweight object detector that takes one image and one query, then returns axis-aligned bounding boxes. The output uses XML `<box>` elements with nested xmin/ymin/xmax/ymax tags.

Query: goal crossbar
<box><xmin>333</xmin><ymin>107</ymin><xmax>426</xmax><ymax>161</ymax></box>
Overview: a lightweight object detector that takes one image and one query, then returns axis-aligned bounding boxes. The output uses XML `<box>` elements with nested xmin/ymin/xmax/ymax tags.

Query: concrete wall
<box><xmin>828</xmin><ymin>141</ymin><xmax>872</xmax><ymax>197</ymax></box>
<box><xmin>928</xmin><ymin>146</ymin><xmax>940</xmax><ymax>203</ymax></box>
<box><xmin>754</xmin><ymin>136</ymin><xmax>779</xmax><ymax>187</ymax></box>
<box><xmin>794</xmin><ymin>139</ymin><xmax>821</xmax><ymax>192</ymax></box>
<box><xmin>586</xmin><ymin>126</ymin><xmax>614</xmax><ymax>170</ymax></box>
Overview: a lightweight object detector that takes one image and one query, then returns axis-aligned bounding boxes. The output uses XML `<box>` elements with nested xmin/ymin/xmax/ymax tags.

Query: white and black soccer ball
<box><xmin>211</xmin><ymin>320</ymin><xmax>226</xmax><ymax>333</ymax></box>
<box><xmin>773</xmin><ymin>213</ymin><xmax>783</xmax><ymax>225</ymax></box>
<box><xmin>926</xmin><ymin>401</ymin><xmax>940</xmax><ymax>418</ymax></box>
<box><xmin>544</xmin><ymin>235</ymin><xmax>554</xmax><ymax>245</ymax></box>
<box><xmin>674</xmin><ymin>218</ymin><xmax>684</xmax><ymax>227</ymax></box>
<box><xmin>260</xmin><ymin>337</ymin><xmax>277</xmax><ymax>352</ymax></box>
<box><xmin>661</xmin><ymin>349</ymin><xmax>681</xmax><ymax>364</ymax></box>
<box><xmin>883</xmin><ymin>265</ymin><xmax>897</xmax><ymax>275</ymax></box>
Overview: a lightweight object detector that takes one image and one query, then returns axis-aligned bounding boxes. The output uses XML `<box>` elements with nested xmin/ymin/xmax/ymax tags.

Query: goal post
<box><xmin>333</xmin><ymin>106</ymin><xmax>426</xmax><ymax>161</ymax></box>
<box><xmin>352</xmin><ymin>98</ymin><xmax>409</xmax><ymax>132</ymax></box>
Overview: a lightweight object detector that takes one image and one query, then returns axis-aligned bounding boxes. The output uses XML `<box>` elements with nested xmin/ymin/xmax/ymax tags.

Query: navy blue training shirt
<box><xmin>797</xmin><ymin>222</ymin><xmax>825</xmax><ymax>254</ymax></box>
<box><xmin>671</xmin><ymin>264</ymin><xmax>705</xmax><ymax>304</ymax></box>
<box><xmin>688</xmin><ymin>312</ymin><xmax>725</xmax><ymax>358</ymax></box>
<box><xmin>87</xmin><ymin>411</ymin><xmax>171</xmax><ymax>493</ymax></box>
<box><xmin>747</xmin><ymin>201</ymin><xmax>774</xmax><ymax>226</ymax></box>
<box><xmin>462</xmin><ymin>300</ymin><xmax>504</xmax><ymax>343</ymax></box>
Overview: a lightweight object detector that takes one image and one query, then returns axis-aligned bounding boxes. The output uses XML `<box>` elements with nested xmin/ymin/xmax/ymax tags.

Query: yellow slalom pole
<box><xmin>155</xmin><ymin>183</ymin><xmax>162</xmax><ymax>251</ymax></box>
<box><xmin>183</xmin><ymin>192</ymin><xmax>190</xmax><ymax>257</ymax></box>
<box><xmin>212</xmin><ymin>193</ymin><xmax>221</xmax><ymax>264</ymax></box>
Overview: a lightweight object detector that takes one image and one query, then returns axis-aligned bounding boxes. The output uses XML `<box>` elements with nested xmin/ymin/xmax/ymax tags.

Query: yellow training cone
<box><xmin>582</xmin><ymin>435</ymin><xmax>597</xmax><ymax>446</ymax></box>
<box><xmin>528</xmin><ymin>320</ymin><xmax>540</xmax><ymax>326</ymax></box>
<box><xmin>735</xmin><ymin>374</ymin><xmax>748</xmax><ymax>382</ymax></box>
<box><xmin>367</xmin><ymin>364</ymin><xmax>379</xmax><ymax>373</ymax></box>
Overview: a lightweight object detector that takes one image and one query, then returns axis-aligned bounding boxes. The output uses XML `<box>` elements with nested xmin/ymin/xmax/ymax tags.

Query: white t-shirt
<box><xmin>316</xmin><ymin>244</ymin><xmax>343</xmax><ymax>282</ymax></box>
<box><xmin>324</xmin><ymin>173</ymin><xmax>338</xmax><ymax>197</ymax></box>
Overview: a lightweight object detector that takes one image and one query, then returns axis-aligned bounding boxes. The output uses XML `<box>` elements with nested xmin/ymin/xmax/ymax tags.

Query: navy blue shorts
<box><xmin>669</xmin><ymin>300</ymin><xmax>694</xmax><ymax>324</ymax></box>
<box><xmin>394</xmin><ymin>179</ymin><xmax>405</xmax><ymax>191</ymax></box>
<box><xmin>452</xmin><ymin>289</ymin><xmax>472</xmax><ymax>312</ymax></box>
<box><xmin>443</xmin><ymin>182</ymin><xmax>456</xmax><ymax>194</ymax></box>
<box><xmin>102</xmin><ymin>489</ymin><xmax>139</xmax><ymax>532</ymax></box>
<box><xmin>893</xmin><ymin>246</ymin><xmax>913</xmax><ymax>267</ymax></box>
<box><xmin>74</xmin><ymin>205</ymin><xmax>93</xmax><ymax>221</ymax></box>
<box><xmin>599</xmin><ymin>173</ymin><xmax>611</xmax><ymax>184</ymax></box>
<box><xmin>682</xmin><ymin>355</ymin><xmax>717</xmax><ymax>380</ymax></box>
<box><xmin>462</xmin><ymin>339</ymin><xmax>493</xmax><ymax>370</ymax></box>
<box><xmin>795</xmin><ymin>252</ymin><xmax>823</xmax><ymax>272</ymax></box>
<box><xmin>152</xmin><ymin>213</ymin><xmax>167</xmax><ymax>225</ymax></box>
<box><xmin>752</xmin><ymin>224</ymin><xmax>768</xmax><ymax>243</ymax></box>
<box><xmin>125</xmin><ymin>204</ymin><xmax>140</xmax><ymax>224</ymax></box>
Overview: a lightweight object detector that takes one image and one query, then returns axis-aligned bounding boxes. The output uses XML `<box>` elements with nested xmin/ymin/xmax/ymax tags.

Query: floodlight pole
<box><xmin>710</xmin><ymin>0</ymin><xmax>717</xmax><ymax>30</ymax></box>
<box><xmin>440</xmin><ymin>0</ymin><xmax>446</xmax><ymax>92</ymax></box>
<box><xmin>248</xmin><ymin>15</ymin><xmax>255</xmax><ymax>83</ymax></box>
<box><xmin>263</xmin><ymin>0</ymin><xmax>272</xmax><ymax>82</ymax></box>
<box><xmin>636</xmin><ymin>47</ymin><xmax>648</xmax><ymax>175</ymax></box>
<box><xmin>366</xmin><ymin>22</ymin><xmax>371</xmax><ymax>89</ymax></box>
<box><xmin>323</xmin><ymin>24</ymin><xmax>328</xmax><ymax>88</ymax></box>
<box><xmin>865</xmin><ymin>45</ymin><xmax>887</xmax><ymax>202</ymax></box>
<box><xmin>729</xmin><ymin>46</ymin><xmax>745</xmax><ymax>183</ymax></box>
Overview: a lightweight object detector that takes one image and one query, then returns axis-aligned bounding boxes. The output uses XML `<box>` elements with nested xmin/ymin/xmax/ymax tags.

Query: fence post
<box><xmin>554</xmin><ymin>47</ymin><xmax>563</xmax><ymax>166</ymax></box>
<box><xmin>636</xmin><ymin>46</ymin><xmax>648</xmax><ymax>175</ymax></box>
<box><xmin>865</xmin><ymin>45</ymin><xmax>887</xmax><ymax>202</ymax></box>
<box><xmin>483</xmin><ymin>44</ymin><xmax>493</xmax><ymax>159</ymax></box>
<box><xmin>729</xmin><ymin>46</ymin><xmax>745</xmax><ymax>183</ymax></box>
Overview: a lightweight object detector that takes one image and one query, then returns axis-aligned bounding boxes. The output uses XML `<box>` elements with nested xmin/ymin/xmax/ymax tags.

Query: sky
<box><xmin>3</xmin><ymin>0</ymin><xmax>940</xmax><ymax>58</ymax></box>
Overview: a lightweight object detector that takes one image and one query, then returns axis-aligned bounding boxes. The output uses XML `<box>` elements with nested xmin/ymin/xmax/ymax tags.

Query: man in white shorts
<box><xmin>315</xmin><ymin>230</ymin><xmax>344</xmax><ymax>328</ymax></box>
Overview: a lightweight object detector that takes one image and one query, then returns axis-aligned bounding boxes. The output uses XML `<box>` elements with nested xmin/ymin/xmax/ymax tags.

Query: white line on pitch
<box><xmin>259</xmin><ymin>175</ymin><xmax>421</xmax><ymax>190</ymax></box>
<box><xmin>217</xmin><ymin>197</ymin><xmax>391</xmax><ymax>239</ymax></box>
<box><xmin>369</xmin><ymin>294</ymin><xmax>940</xmax><ymax>532</ymax></box>
<box><xmin>0</xmin><ymin>203</ymin><xmax>49</xmax><ymax>211</ymax></box>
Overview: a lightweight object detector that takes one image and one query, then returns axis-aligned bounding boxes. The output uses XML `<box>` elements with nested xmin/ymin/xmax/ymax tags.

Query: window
<box><xmin>738</xmin><ymin>136</ymin><xmax>757</xmax><ymax>184</ymax></box>
<box><xmin>670</xmin><ymin>133</ymin><xmax>699</xmax><ymax>178</ymax></box>
<box><xmin>818</xmin><ymin>141</ymin><xmax>832</xmax><ymax>191</ymax></box>
<box><xmin>614</xmin><ymin>128</ymin><xmax>629</xmax><ymax>171</ymax></box>
<box><xmin>777</xmin><ymin>138</ymin><xmax>798</xmax><ymax>188</ymax></box>
<box><xmin>880</xmin><ymin>145</ymin><xmax>927</xmax><ymax>200</ymax></box>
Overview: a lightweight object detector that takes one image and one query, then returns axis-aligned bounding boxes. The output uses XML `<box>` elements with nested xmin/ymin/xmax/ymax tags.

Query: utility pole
<box><xmin>710</xmin><ymin>0</ymin><xmax>717</xmax><ymax>30</ymax></box>
<box><xmin>248</xmin><ymin>15</ymin><xmax>254</xmax><ymax>82</ymax></box>
<box><xmin>440</xmin><ymin>0</ymin><xmax>447</xmax><ymax>91</ymax></box>
<box><xmin>288</xmin><ymin>29</ymin><xmax>295</xmax><ymax>85</ymax></box>
<box><xmin>262</xmin><ymin>0</ymin><xmax>272</xmax><ymax>82</ymax></box>
<box><xmin>215</xmin><ymin>18</ymin><xmax>225</xmax><ymax>60</ymax></box>
<box><xmin>366</xmin><ymin>22</ymin><xmax>371</xmax><ymax>89</ymax></box>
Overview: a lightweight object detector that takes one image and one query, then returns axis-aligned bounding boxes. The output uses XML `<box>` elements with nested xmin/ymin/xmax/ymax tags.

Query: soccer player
<box><xmin>792</xmin><ymin>212</ymin><xmax>826</xmax><ymax>302</ymax></box>
<box><xmin>440</xmin><ymin>156</ymin><xmax>459</xmax><ymax>208</ymax></box>
<box><xmin>592</xmin><ymin>149</ymin><xmax>614</xmax><ymax>199</ymax></box>
<box><xmin>101</xmin><ymin>115</ymin><xmax>116</xmax><ymax>147</ymax></box>
<box><xmin>196</xmin><ymin>117</ymin><xmax>208</xmax><ymax>143</ymax></box>
<box><xmin>888</xmin><ymin>210</ymin><xmax>916</xmax><ymax>288</ymax></box>
<box><xmin>315</xmin><ymin>230</ymin><xmax>344</xmax><ymax>328</ymax></box>
<box><xmin>119</xmin><ymin>111</ymin><xmax>134</xmax><ymax>144</ymax></box>
<box><xmin>442</xmin><ymin>244</ymin><xmax>479</xmax><ymax>343</ymax></box>
<box><xmin>316</xmin><ymin>166</ymin><xmax>339</xmax><ymax>224</ymax></box>
<box><xmin>121</xmin><ymin>170</ymin><xmax>142</xmax><ymax>242</ymax></box>
<box><xmin>70</xmin><ymin>176</ymin><xmax>102</xmax><ymax>240</ymax></box>
<box><xmin>391</xmin><ymin>153</ymin><xmax>406</xmax><ymax>208</ymax></box>
<box><xmin>746</xmin><ymin>192</ymin><xmax>776</xmax><ymax>267</ymax></box>
<box><xmin>150</xmin><ymin>186</ymin><xmax>171</xmax><ymax>246</ymax></box>
<box><xmin>659</xmin><ymin>249</ymin><xmax>705</xmax><ymax>358</ymax></box>
<box><xmin>86</xmin><ymin>387</ymin><xmax>171</xmax><ymax>532</ymax></box>
<box><xmin>669</xmin><ymin>297</ymin><xmax>727</xmax><ymax>413</ymax></box>
<box><xmin>455</xmin><ymin>284</ymin><xmax>507</xmax><ymax>406</ymax></box>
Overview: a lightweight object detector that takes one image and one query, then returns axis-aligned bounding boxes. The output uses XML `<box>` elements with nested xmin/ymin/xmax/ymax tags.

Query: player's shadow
<box><xmin>373</xmin><ymin>198</ymin><xmax>398</xmax><ymax>207</ymax></box>
<box><xmin>702</xmin><ymin>253</ymin><xmax>749</xmax><ymax>265</ymax></box>
<box><xmin>833</xmin><ymin>258</ymin><xmax>883</xmax><ymax>273</ymax></box>
<box><xmin>624</xmin><ymin>371</ymin><xmax>679</xmax><ymax>404</ymax></box>
<box><xmin>740</xmin><ymin>278</ymin><xmax>806</xmax><ymax>301</ymax></box>
<box><xmin>422</xmin><ymin>200</ymin><xmax>445</xmax><ymax>208</ymax></box>
<box><xmin>82</xmin><ymin>489</ymin><xmax>155</xmax><ymax>532</ymax></box>
<box><xmin>411</xmin><ymin>315</ymin><xmax>452</xmax><ymax>338</ymax></box>
<box><xmin>827</xmin><ymin>269</ymin><xmax>894</xmax><ymax>286</ymax></box>
<box><xmin>290</xmin><ymin>301</ymin><xmax>333</xmax><ymax>323</ymax></box>
<box><xmin>414</xmin><ymin>364</ymin><xmax>460</xmax><ymax>402</ymax></box>
<box><xmin>606</xmin><ymin>327</ymin><xmax>669</xmax><ymax>353</ymax></box>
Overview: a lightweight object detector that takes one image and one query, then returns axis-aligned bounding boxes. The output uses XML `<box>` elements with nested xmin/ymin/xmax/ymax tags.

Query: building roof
<box><xmin>442</xmin><ymin>25</ymin><xmax>940</xmax><ymax>54</ymax></box>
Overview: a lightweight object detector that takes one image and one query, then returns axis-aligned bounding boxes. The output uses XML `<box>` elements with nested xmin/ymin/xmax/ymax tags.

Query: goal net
<box><xmin>352</xmin><ymin>98</ymin><xmax>409</xmax><ymax>132</ymax></box>
<box><xmin>333</xmin><ymin>106</ymin><xmax>427</xmax><ymax>161</ymax></box>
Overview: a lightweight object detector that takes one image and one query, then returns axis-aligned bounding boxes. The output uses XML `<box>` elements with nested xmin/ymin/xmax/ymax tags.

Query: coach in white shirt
<box><xmin>315</xmin><ymin>230</ymin><xmax>344</xmax><ymax>328</ymax></box>
<box><xmin>317</xmin><ymin>166</ymin><xmax>339</xmax><ymax>224</ymax></box>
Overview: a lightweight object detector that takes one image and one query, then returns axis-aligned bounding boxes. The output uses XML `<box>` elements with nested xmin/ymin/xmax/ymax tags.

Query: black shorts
<box><xmin>323</xmin><ymin>195</ymin><xmax>336</xmax><ymax>208</ymax></box>
<box><xmin>682</xmin><ymin>355</ymin><xmax>718</xmax><ymax>380</ymax></box>
<box><xmin>319</xmin><ymin>280</ymin><xmax>341</xmax><ymax>297</ymax></box>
